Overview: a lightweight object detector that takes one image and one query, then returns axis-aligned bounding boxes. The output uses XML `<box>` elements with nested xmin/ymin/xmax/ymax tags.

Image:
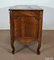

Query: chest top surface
<box><xmin>9</xmin><ymin>5</ymin><xmax>43</xmax><ymax>10</ymax></box>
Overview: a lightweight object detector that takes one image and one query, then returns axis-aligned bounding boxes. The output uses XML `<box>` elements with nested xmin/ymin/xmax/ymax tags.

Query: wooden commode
<box><xmin>9</xmin><ymin>5</ymin><xmax>43</xmax><ymax>55</ymax></box>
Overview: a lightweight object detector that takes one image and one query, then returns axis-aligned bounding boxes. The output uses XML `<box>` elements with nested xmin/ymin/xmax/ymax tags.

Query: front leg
<box><xmin>37</xmin><ymin>11</ymin><xmax>43</xmax><ymax>55</ymax></box>
<box><xmin>37</xmin><ymin>41</ymin><xmax>41</xmax><ymax>55</ymax></box>
<box><xmin>11</xmin><ymin>39</ymin><xmax>15</xmax><ymax>54</ymax></box>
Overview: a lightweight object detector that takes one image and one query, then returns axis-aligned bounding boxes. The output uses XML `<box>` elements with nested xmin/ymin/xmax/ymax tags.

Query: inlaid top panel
<box><xmin>9</xmin><ymin>5</ymin><xmax>43</xmax><ymax>10</ymax></box>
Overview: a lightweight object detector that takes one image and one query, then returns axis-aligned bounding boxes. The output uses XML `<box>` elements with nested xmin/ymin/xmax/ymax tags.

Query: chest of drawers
<box><xmin>9</xmin><ymin>5</ymin><xmax>43</xmax><ymax>55</ymax></box>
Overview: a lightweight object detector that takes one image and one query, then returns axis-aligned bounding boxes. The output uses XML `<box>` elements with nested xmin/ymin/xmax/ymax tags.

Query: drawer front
<box><xmin>12</xmin><ymin>10</ymin><xmax>40</xmax><ymax>18</ymax></box>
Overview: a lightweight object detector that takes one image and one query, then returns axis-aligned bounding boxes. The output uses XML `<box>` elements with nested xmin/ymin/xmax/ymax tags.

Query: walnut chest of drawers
<box><xmin>9</xmin><ymin>5</ymin><xmax>43</xmax><ymax>55</ymax></box>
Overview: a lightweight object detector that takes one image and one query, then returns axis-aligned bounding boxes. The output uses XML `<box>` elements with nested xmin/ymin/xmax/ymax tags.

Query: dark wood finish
<box><xmin>9</xmin><ymin>5</ymin><xmax>43</xmax><ymax>55</ymax></box>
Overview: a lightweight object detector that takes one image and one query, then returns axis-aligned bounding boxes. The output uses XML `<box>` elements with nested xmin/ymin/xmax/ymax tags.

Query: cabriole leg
<box><xmin>11</xmin><ymin>39</ymin><xmax>15</xmax><ymax>54</ymax></box>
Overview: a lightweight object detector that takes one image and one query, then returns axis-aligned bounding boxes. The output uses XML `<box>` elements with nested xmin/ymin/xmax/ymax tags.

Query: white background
<box><xmin>0</xmin><ymin>0</ymin><xmax>54</xmax><ymax>30</ymax></box>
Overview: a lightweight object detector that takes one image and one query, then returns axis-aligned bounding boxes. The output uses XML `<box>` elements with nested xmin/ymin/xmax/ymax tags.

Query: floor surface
<box><xmin>0</xmin><ymin>30</ymin><xmax>54</xmax><ymax>60</ymax></box>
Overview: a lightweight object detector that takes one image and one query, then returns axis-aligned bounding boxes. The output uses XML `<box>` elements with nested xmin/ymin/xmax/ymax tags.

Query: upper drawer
<box><xmin>11</xmin><ymin>10</ymin><xmax>40</xmax><ymax>17</ymax></box>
